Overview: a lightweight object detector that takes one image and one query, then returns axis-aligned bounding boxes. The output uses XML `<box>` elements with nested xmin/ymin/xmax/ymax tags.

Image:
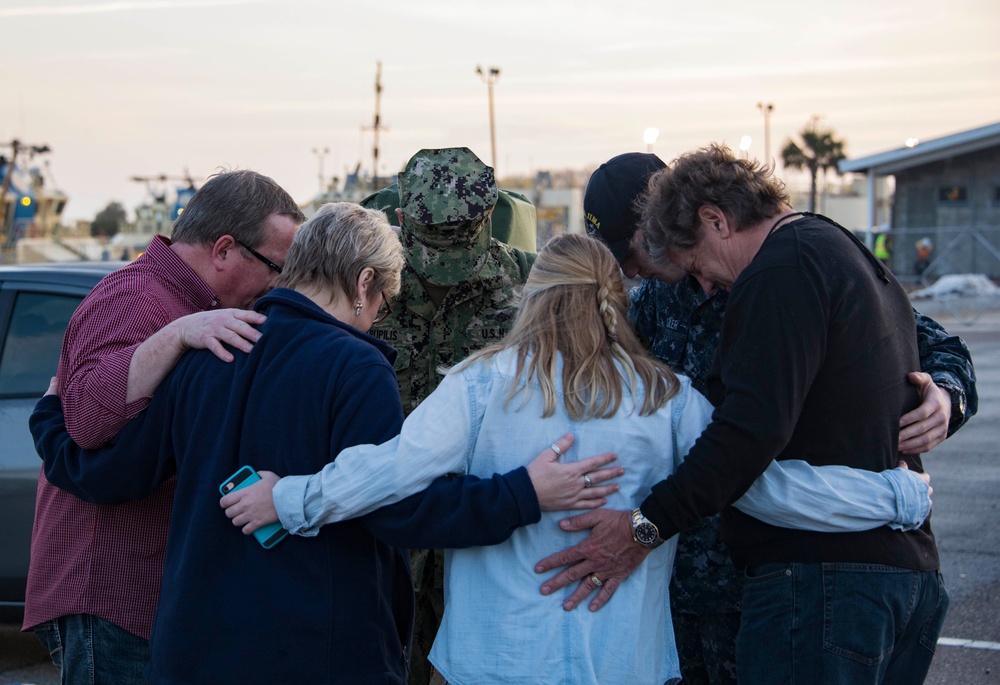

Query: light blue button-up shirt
<box><xmin>273</xmin><ymin>350</ymin><xmax>930</xmax><ymax>684</ymax></box>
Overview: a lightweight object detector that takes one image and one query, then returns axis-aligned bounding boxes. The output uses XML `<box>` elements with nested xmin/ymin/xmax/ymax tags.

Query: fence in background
<box><xmin>873</xmin><ymin>226</ymin><xmax>1000</xmax><ymax>324</ymax></box>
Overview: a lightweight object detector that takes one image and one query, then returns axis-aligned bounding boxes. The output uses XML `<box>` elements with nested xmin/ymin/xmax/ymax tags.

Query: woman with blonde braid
<box><xmin>223</xmin><ymin>233</ymin><xmax>933</xmax><ymax>685</ymax></box>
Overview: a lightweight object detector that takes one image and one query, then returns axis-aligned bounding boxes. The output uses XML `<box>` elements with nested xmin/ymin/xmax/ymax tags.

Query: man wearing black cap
<box><xmin>582</xmin><ymin>152</ymin><xmax>976</xmax><ymax>685</ymax></box>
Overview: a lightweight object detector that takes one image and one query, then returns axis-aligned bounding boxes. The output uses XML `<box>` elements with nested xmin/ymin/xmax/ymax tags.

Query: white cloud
<box><xmin>0</xmin><ymin>0</ymin><xmax>274</xmax><ymax>18</ymax></box>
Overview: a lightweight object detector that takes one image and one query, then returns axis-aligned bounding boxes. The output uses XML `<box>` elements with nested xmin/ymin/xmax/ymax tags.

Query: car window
<box><xmin>0</xmin><ymin>291</ymin><xmax>81</xmax><ymax>397</ymax></box>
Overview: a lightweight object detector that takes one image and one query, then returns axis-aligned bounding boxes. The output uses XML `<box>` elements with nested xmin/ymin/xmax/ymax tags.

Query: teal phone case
<box><xmin>219</xmin><ymin>465</ymin><xmax>289</xmax><ymax>549</ymax></box>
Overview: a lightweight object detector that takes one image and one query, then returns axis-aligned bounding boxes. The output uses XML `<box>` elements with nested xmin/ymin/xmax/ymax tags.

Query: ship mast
<box><xmin>363</xmin><ymin>61</ymin><xmax>388</xmax><ymax>190</ymax></box>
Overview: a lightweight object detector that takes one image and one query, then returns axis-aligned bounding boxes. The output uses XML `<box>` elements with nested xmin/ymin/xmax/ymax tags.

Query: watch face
<box><xmin>635</xmin><ymin>522</ymin><xmax>659</xmax><ymax>546</ymax></box>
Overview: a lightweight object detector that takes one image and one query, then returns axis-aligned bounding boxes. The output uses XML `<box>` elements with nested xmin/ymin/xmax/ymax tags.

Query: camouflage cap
<box><xmin>361</xmin><ymin>181</ymin><xmax>537</xmax><ymax>252</ymax></box>
<box><xmin>397</xmin><ymin>147</ymin><xmax>499</xmax><ymax>285</ymax></box>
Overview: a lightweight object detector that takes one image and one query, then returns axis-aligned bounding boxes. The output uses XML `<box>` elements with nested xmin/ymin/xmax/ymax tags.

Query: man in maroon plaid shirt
<box><xmin>25</xmin><ymin>170</ymin><xmax>303</xmax><ymax>684</ymax></box>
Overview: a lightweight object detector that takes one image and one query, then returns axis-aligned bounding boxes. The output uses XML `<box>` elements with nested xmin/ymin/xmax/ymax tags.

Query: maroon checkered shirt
<box><xmin>24</xmin><ymin>235</ymin><xmax>221</xmax><ymax>638</ymax></box>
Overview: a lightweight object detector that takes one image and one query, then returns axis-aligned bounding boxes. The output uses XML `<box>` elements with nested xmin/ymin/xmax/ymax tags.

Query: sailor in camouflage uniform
<box><xmin>359</xmin><ymin>181</ymin><xmax>537</xmax><ymax>253</ymax></box>
<box><xmin>363</xmin><ymin>147</ymin><xmax>534</xmax><ymax>685</ymax></box>
<box><xmin>585</xmin><ymin>152</ymin><xmax>977</xmax><ymax>685</ymax></box>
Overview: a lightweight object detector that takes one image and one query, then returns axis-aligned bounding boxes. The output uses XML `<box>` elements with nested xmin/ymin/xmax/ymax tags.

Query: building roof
<box><xmin>838</xmin><ymin>121</ymin><xmax>1000</xmax><ymax>175</ymax></box>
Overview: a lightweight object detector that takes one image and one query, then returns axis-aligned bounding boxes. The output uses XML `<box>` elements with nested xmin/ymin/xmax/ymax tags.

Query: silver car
<box><xmin>0</xmin><ymin>261</ymin><xmax>122</xmax><ymax>623</ymax></box>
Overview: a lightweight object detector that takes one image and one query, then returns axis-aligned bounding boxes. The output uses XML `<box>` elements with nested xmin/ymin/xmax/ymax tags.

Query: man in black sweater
<box><xmin>537</xmin><ymin>144</ymin><xmax>947</xmax><ymax>684</ymax></box>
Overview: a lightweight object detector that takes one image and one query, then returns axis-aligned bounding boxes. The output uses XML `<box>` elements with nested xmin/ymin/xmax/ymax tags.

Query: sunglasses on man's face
<box><xmin>236</xmin><ymin>239</ymin><xmax>283</xmax><ymax>274</ymax></box>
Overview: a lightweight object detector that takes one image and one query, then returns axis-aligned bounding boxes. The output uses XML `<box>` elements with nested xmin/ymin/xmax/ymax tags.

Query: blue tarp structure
<box><xmin>1</xmin><ymin>160</ymin><xmax>38</xmax><ymax>240</ymax></box>
<box><xmin>173</xmin><ymin>186</ymin><xmax>196</xmax><ymax>221</ymax></box>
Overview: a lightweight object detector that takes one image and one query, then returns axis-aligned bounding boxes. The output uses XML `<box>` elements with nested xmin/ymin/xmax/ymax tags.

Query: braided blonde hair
<box><xmin>462</xmin><ymin>233</ymin><xmax>678</xmax><ymax>419</ymax></box>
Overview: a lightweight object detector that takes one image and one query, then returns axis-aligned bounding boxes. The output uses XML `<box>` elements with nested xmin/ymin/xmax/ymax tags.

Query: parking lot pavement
<box><xmin>923</xmin><ymin>326</ymin><xmax>1000</xmax><ymax>684</ymax></box>
<box><xmin>2</xmin><ymin>318</ymin><xmax>998</xmax><ymax>684</ymax></box>
<box><xmin>0</xmin><ymin>624</ymin><xmax>56</xmax><ymax>685</ymax></box>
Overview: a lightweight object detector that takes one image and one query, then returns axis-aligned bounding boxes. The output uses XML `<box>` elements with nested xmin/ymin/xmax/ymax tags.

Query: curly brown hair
<box><xmin>640</xmin><ymin>144</ymin><xmax>788</xmax><ymax>264</ymax></box>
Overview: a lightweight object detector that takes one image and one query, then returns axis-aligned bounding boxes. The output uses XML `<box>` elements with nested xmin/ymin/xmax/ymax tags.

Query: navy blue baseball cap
<box><xmin>584</xmin><ymin>152</ymin><xmax>666</xmax><ymax>263</ymax></box>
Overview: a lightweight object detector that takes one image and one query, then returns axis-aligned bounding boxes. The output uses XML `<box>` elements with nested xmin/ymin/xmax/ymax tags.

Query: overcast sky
<box><xmin>2</xmin><ymin>0</ymin><xmax>998</xmax><ymax>222</ymax></box>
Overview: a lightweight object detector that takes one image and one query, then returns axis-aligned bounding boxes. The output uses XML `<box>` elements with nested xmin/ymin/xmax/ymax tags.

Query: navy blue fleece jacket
<box><xmin>31</xmin><ymin>288</ymin><xmax>539</xmax><ymax>685</ymax></box>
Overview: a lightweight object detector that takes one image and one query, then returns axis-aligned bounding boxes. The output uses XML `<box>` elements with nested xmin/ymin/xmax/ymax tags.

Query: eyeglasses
<box><xmin>235</xmin><ymin>239</ymin><xmax>283</xmax><ymax>274</ymax></box>
<box><xmin>372</xmin><ymin>292</ymin><xmax>393</xmax><ymax>325</ymax></box>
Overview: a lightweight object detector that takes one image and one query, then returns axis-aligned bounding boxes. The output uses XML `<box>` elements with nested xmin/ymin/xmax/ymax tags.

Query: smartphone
<box><xmin>219</xmin><ymin>465</ymin><xmax>288</xmax><ymax>549</ymax></box>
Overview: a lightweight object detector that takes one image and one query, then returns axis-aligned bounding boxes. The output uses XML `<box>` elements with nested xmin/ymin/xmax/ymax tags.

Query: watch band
<box><xmin>631</xmin><ymin>508</ymin><xmax>663</xmax><ymax>549</ymax></box>
<box><xmin>949</xmin><ymin>388</ymin><xmax>967</xmax><ymax>427</ymax></box>
<box><xmin>938</xmin><ymin>382</ymin><xmax>967</xmax><ymax>430</ymax></box>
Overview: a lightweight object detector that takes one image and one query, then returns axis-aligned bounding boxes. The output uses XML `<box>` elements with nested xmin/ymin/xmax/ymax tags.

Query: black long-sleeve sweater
<box><xmin>641</xmin><ymin>214</ymin><xmax>939</xmax><ymax>572</ymax></box>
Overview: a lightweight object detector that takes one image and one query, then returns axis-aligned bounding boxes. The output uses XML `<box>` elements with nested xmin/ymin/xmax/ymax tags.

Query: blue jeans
<box><xmin>34</xmin><ymin>614</ymin><xmax>149</xmax><ymax>685</ymax></box>
<box><xmin>736</xmin><ymin>562</ymin><xmax>948</xmax><ymax>685</ymax></box>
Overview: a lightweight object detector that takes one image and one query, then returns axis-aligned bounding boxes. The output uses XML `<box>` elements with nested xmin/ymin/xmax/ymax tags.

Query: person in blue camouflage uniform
<box><xmin>362</xmin><ymin>147</ymin><xmax>535</xmax><ymax>685</ymax></box>
<box><xmin>586</xmin><ymin>152</ymin><xmax>977</xmax><ymax>685</ymax></box>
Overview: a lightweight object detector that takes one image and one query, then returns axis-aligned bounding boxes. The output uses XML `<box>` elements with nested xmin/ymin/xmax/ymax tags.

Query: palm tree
<box><xmin>781</xmin><ymin>116</ymin><xmax>847</xmax><ymax>212</ymax></box>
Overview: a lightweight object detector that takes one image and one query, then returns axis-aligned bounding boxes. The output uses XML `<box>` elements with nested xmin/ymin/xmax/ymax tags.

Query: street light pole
<box><xmin>643</xmin><ymin>127</ymin><xmax>660</xmax><ymax>153</ymax></box>
<box><xmin>757</xmin><ymin>102</ymin><xmax>774</xmax><ymax>166</ymax></box>
<box><xmin>312</xmin><ymin>147</ymin><xmax>330</xmax><ymax>194</ymax></box>
<box><xmin>476</xmin><ymin>65</ymin><xmax>501</xmax><ymax>174</ymax></box>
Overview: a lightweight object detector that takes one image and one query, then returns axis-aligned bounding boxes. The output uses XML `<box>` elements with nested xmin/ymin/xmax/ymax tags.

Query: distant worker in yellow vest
<box><xmin>874</xmin><ymin>230</ymin><xmax>892</xmax><ymax>269</ymax></box>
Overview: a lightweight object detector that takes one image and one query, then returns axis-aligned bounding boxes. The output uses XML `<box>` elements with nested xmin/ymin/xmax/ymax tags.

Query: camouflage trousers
<box><xmin>672</xmin><ymin>611</ymin><xmax>740</xmax><ymax>685</ymax></box>
<box><xmin>408</xmin><ymin>548</ymin><xmax>445</xmax><ymax>685</ymax></box>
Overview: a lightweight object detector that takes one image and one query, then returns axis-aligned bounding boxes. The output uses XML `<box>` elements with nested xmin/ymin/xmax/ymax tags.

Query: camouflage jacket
<box><xmin>370</xmin><ymin>239</ymin><xmax>532</xmax><ymax>416</ymax></box>
<box><xmin>629</xmin><ymin>275</ymin><xmax>977</xmax><ymax>615</ymax></box>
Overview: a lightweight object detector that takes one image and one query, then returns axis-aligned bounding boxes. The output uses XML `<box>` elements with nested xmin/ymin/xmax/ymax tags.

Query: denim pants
<box><xmin>736</xmin><ymin>562</ymin><xmax>948</xmax><ymax>685</ymax></box>
<box><xmin>34</xmin><ymin>614</ymin><xmax>150</xmax><ymax>685</ymax></box>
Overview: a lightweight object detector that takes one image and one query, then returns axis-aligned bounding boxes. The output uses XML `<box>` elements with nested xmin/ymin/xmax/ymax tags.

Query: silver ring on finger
<box><xmin>583</xmin><ymin>473</ymin><xmax>592</xmax><ymax>488</ymax></box>
<box><xmin>590</xmin><ymin>574</ymin><xmax>603</xmax><ymax>587</ymax></box>
<box><xmin>550</xmin><ymin>442</ymin><xmax>564</xmax><ymax>457</ymax></box>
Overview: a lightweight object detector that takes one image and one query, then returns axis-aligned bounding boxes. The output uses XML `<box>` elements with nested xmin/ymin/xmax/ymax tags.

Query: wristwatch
<box><xmin>938</xmin><ymin>382</ymin><xmax>967</xmax><ymax>432</ymax></box>
<box><xmin>631</xmin><ymin>509</ymin><xmax>663</xmax><ymax>548</ymax></box>
<box><xmin>948</xmin><ymin>387</ymin><xmax>967</xmax><ymax>430</ymax></box>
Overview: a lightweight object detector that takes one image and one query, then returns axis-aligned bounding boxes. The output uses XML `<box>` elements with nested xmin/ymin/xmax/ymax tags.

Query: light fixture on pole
<box><xmin>757</xmin><ymin>102</ymin><xmax>774</xmax><ymax>165</ymax></box>
<box><xmin>643</xmin><ymin>127</ymin><xmax>660</xmax><ymax>153</ymax></box>
<box><xmin>311</xmin><ymin>147</ymin><xmax>330</xmax><ymax>194</ymax></box>
<box><xmin>475</xmin><ymin>65</ymin><xmax>501</xmax><ymax>173</ymax></box>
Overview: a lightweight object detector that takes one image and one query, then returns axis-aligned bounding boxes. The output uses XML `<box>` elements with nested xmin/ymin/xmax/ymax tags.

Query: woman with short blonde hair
<box><xmin>274</xmin><ymin>202</ymin><xmax>403</xmax><ymax>310</ymax></box>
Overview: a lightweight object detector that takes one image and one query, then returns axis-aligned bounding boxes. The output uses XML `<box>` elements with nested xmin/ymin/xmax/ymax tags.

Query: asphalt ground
<box><xmin>2</xmin><ymin>312</ymin><xmax>998</xmax><ymax>684</ymax></box>
<box><xmin>922</xmin><ymin>324</ymin><xmax>1000</xmax><ymax>684</ymax></box>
